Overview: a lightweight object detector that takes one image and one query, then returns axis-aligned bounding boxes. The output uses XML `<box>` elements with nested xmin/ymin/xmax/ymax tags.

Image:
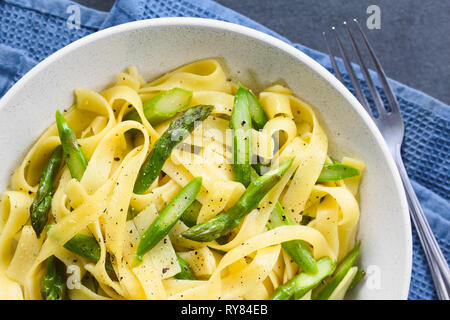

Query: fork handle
<box><xmin>394</xmin><ymin>149</ymin><xmax>450</xmax><ymax>300</ymax></box>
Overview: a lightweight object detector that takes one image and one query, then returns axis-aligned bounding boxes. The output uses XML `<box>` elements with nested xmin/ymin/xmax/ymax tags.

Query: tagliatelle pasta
<box><xmin>0</xmin><ymin>59</ymin><xmax>364</xmax><ymax>300</ymax></box>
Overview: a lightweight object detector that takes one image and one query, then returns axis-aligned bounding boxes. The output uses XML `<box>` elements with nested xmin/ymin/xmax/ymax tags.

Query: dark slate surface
<box><xmin>75</xmin><ymin>0</ymin><xmax>450</xmax><ymax>105</ymax></box>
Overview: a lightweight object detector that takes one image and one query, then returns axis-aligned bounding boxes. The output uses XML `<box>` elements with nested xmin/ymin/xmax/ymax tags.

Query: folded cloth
<box><xmin>0</xmin><ymin>0</ymin><xmax>448</xmax><ymax>300</ymax></box>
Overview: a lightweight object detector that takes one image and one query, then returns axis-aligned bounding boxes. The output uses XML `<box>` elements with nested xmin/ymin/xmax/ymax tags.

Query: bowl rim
<box><xmin>0</xmin><ymin>17</ymin><xmax>412</xmax><ymax>299</ymax></box>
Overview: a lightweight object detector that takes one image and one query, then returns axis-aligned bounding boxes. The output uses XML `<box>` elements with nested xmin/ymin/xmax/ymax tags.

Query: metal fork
<box><xmin>323</xmin><ymin>19</ymin><xmax>450</xmax><ymax>300</ymax></box>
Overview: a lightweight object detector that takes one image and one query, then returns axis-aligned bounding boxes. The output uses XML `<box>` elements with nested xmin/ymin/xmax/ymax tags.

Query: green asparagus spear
<box><xmin>135</xmin><ymin>177</ymin><xmax>202</xmax><ymax>264</ymax></box>
<box><xmin>242</xmin><ymin>85</ymin><xmax>267</xmax><ymax>130</ymax></box>
<box><xmin>63</xmin><ymin>234</ymin><xmax>114</xmax><ymax>271</ymax></box>
<box><xmin>81</xmin><ymin>273</ymin><xmax>100</xmax><ymax>294</ymax></box>
<box><xmin>317</xmin><ymin>163</ymin><xmax>360</xmax><ymax>182</ymax></box>
<box><xmin>252</xmin><ymin>159</ymin><xmax>271</xmax><ymax>176</ymax></box>
<box><xmin>174</xmin><ymin>253</ymin><xmax>196</xmax><ymax>280</ymax></box>
<box><xmin>312</xmin><ymin>241</ymin><xmax>361</xmax><ymax>300</ymax></box>
<box><xmin>348</xmin><ymin>268</ymin><xmax>365</xmax><ymax>291</ymax></box>
<box><xmin>271</xmin><ymin>257</ymin><xmax>335</xmax><ymax>300</ymax></box>
<box><xmin>41</xmin><ymin>255</ymin><xmax>66</xmax><ymax>300</ymax></box>
<box><xmin>30</xmin><ymin>145</ymin><xmax>63</xmax><ymax>238</ymax></box>
<box><xmin>55</xmin><ymin>110</ymin><xmax>88</xmax><ymax>181</ymax></box>
<box><xmin>133</xmin><ymin>105</ymin><xmax>213</xmax><ymax>194</ymax></box>
<box><xmin>250</xmin><ymin>167</ymin><xmax>318</xmax><ymax>274</ymax></box>
<box><xmin>250</xmin><ymin>166</ymin><xmax>261</xmax><ymax>181</ymax></box>
<box><xmin>126</xmin><ymin>206</ymin><xmax>140</xmax><ymax>221</ymax></box>
<box><xmin>182</xmin><ymin>158</ymin><xmax>294</xmax><ymax>242</ymax></box>
<box><xmin>123</xmin><ymin>88</ymin><xmax>193</xmax><ymax>125</ymax></box>
<box><xmin>267</xmin><ymin>203</ymin><xmax>318</xmax><ymax>274</ymax></box>
<box><xmin>180</xmin><ymin>200</ymin><xmax>202</xmax><ymax>228</ymax></box>
<box><xmin>231</xmin><ymin>86</ymin><xmax>253</xmax><ymax>187</ymax></box>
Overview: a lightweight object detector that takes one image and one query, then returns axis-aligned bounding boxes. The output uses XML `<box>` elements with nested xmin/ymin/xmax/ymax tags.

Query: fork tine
<box><xmin>353</xmin><ymin>19</ymin><xmax>402</xmax><ymax>115</ymax></box>
<box><xmin>322</xmin><ymin>32</ymin><xmax>344</xmax><ymax>83</ymax></box>
<box><xmin>343</xmin><ymin>21</ymin><xmax>386</xmax><ymax>117</ymax></box>
<box><xmin>331</xmin><ymin>27</ymin><xmax>371</xmax><ymax>113</ymax></box>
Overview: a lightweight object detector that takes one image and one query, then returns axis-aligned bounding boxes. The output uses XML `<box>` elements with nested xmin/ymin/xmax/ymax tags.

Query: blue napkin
<box><xmin>0</xmin><ymin>0</ymin><xmax>448</xmax><ymax>300</ymax></box>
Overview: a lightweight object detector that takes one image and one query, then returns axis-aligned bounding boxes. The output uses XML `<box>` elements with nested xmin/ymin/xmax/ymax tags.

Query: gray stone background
<box><xmin>75</xmin><ymin>0</ymin><xmax>450</xmax><ymax>105</ymax></box>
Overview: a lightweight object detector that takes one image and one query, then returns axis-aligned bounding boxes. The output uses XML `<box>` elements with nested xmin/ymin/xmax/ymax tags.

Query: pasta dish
<box><xmin>0</xmin><ymin>59</ymin><xmax>365</xmax><ymax>300</ymax></box>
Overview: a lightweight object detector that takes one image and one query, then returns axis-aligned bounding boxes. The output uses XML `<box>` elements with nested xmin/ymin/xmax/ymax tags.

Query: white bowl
<box><xmin>0</xmin><ymin>18</ymin><xmax>411</xmax><ymax>299</ymax></box>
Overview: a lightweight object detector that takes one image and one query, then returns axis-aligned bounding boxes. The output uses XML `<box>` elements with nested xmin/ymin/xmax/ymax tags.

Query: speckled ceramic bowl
<box><xmin>0</xmin><ymin>18</ymin><xmax>411</xmax><ymax>299</ymax></box>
